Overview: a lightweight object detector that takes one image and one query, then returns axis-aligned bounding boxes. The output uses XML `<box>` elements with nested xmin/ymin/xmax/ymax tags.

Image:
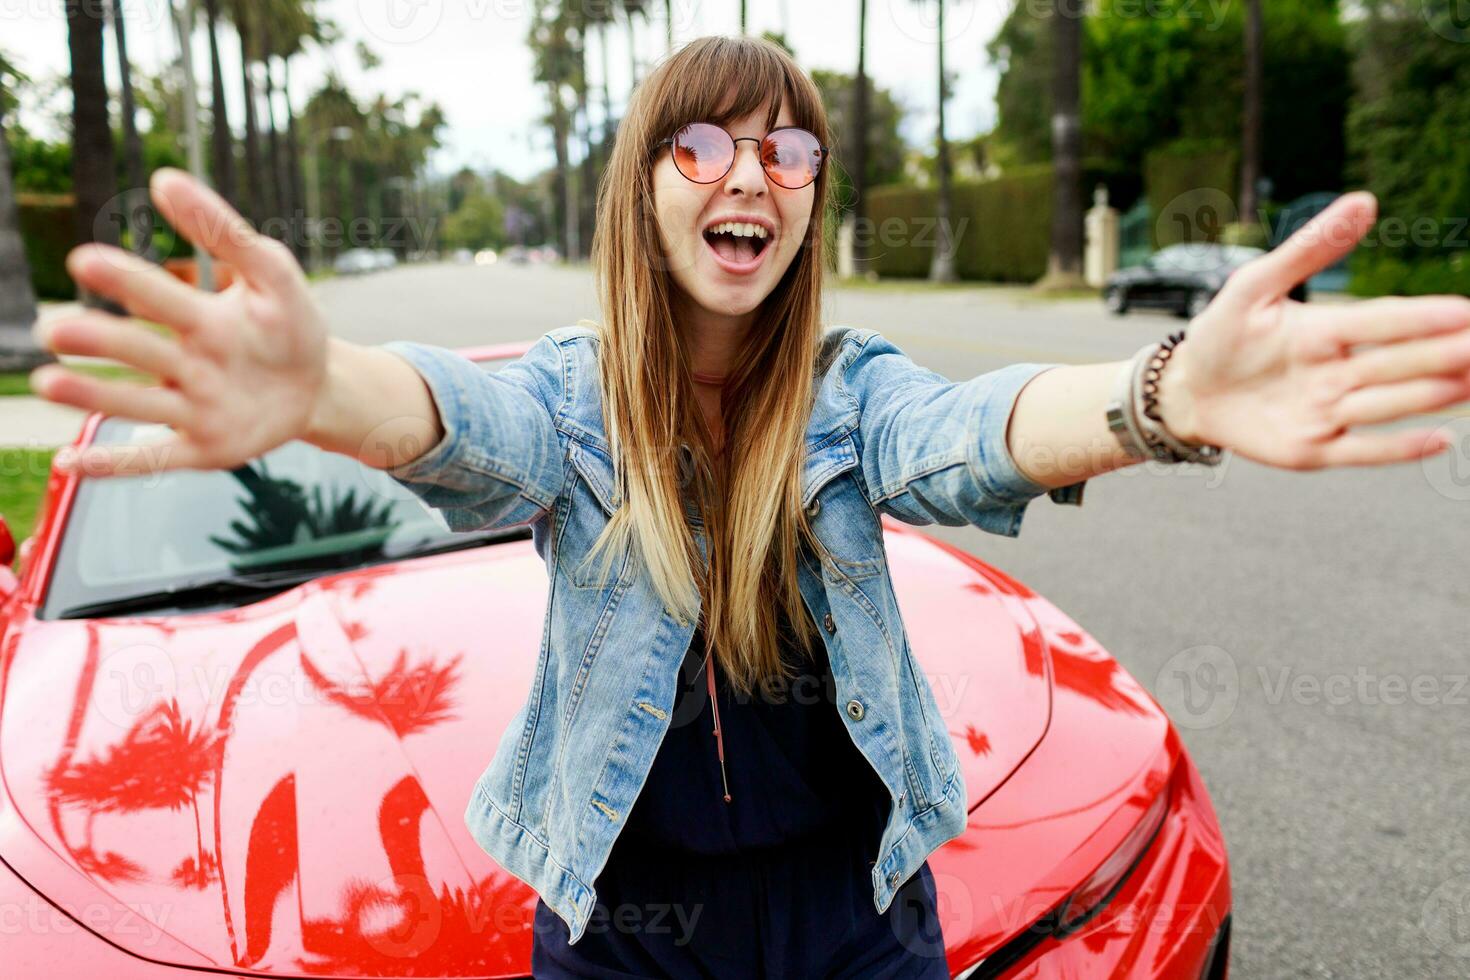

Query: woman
<box><xmin>26</xmin><ymin>33</ymin><xmax>1470</xmax><ymax>979</ymax></box>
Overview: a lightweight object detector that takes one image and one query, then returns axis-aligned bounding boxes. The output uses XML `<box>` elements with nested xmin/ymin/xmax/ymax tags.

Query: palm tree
<box><xmin>1038</xmin><ymin>0</ymin><xmax>1085</xmax><ymax>289</ymax></box>
<box><xmin>229</xmin><ymin>0</ymin><xmax>268</xmax><ymax>224</ymax></box>
<box><xmin>0</xmin><ymin>53</ymin><xmax>49</xmax><ymax>372</ymax></box>
<box><xmin>202</xmin><ymin>0</ymin><xmax>236</xmax><ymax>206</ymax></box>
<box><xmin>64</xmin><ymin>0</ymin><xmax>119</xmax><ymax>258</ymax></box>
<box><xmin>1239</xmin><ymin>0</ymin><xmax>1263</xmax><ymax>227</ymax></box>
<box><xmin>917</xmin><ymin>0</ymin><xmax>957</xmax><ymax>282</ymax></box>
<box><xmin>621</xmin><ymin>0</ymin><xmax>648</xmax><ymax>88</ymax></box>
<box><xmin>530</xmin><ymin>0</ymin><xmax>578</xmax><ymax>262</ymax></box>
<box><xmin>270</xmin><ymin>2</ymin><xmax>334</xmax><ymax>263</ymax></box>
<box><xmin>850</xmin><ymin>0</ymin><xmax>870</xmax><ymax>272</ymax></box>
<box><xmin>108</xmin><ymin>0</ymin><xmax>151</xmax><ymax>258</ymax></box>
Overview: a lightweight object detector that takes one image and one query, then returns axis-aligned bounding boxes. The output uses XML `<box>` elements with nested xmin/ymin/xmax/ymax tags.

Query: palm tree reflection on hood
<box><xmin>45</xmin><ymin>698</ymin><xmax>224</xmax><ymax>887</ymax></box>
<box><xmin>210</xmin><ymin>460</ymin><xmax>403</xmax><ymax>573</ymax></box>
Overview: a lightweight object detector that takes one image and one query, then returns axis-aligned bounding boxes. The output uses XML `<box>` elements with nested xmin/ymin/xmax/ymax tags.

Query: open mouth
<box><xmin>702</xmin><ymin>221</ymin><xmax>772</xmax><ymax>271</ymax></box>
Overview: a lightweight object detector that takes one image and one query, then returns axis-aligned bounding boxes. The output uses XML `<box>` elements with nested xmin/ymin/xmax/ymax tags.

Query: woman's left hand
<box><xmin>1158</xmin><ymin>190</ymin><xmax>1470</xmax><ymax>469</ymax></box>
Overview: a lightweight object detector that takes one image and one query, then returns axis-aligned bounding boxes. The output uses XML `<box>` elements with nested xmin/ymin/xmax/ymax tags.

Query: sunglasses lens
<box><xmin>672</xmin><ymin>123</ymin><xmax>733</xmax><ymax>183</ymax></box>
<box><xmin>763</xmin><ymin>129</ymin><xmax>824</xmax><ymax>188</ymax></box>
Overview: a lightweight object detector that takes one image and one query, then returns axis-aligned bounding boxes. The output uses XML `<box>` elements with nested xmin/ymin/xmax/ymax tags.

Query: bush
<box><xmin>1145</xmin><ymin>138</ymin><xmax>1240</xmax><ymax>249</ymax></box>
<box><xmin>16</xmin><ymin>193</ymin><xmax>77</xmax><ymax>301</ymax></box>
<box><xmin>1347</xmin><ymin>250</ymin><xmax>1470</xmax><ymax>298</ymax></box>
<box><xmin>863</xmin><ymin>165</ymin><xmax>1053</xmax><ymax>282</ymax></box>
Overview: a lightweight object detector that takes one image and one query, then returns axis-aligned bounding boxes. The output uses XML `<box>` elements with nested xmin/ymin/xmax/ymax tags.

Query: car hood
<box><xmin>0</xmin><ymin>530</ymin><xmax>1048</xmax><ymax>976</ymax></box>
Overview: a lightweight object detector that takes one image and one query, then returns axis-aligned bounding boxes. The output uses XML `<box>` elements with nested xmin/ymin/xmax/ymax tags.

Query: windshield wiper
<box><xmin>55</xmin><ymin>567</ymin><xmax>325</xmax><ymax>619</ymax></box>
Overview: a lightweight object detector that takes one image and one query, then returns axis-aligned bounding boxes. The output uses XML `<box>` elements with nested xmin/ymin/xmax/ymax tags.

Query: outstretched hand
<box><xmin>28</xmin><ymin>168</ymin><xmax>331</xmax><ymax>478</ymax></box>
<box><xmin>1164</xmin><ymin>191</ymin><xmax>1470</xmax><ymax>469</ymax></box>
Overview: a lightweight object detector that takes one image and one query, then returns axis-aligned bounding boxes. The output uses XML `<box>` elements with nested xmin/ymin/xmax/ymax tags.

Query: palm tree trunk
<box><xmin>0</xmin><ymin>90</ymin><xmax>49</xmax><ymax>371</ymax></box>
<box><xmin>851</xmin><ymin>0</ymin><xmax>870</xmax><ymax>271</ymax></box>
<box><xmin>928</xmin><ymin>0</ymin><xmax>955</xmax><ymax>282</ymax></box>
<box><xmin>283</xmin><ymin>59</ymin><xmax>307</xmax><ymax>264</ymax></box>
<box><xmin>237</xmin><ymin>13</ymin><xmax>265</xmax><ymax>225</ymax></box>
<box><xmin>262</xmin><ymin>58</ymin><xmax>290</xmax><ymax>242</ymax></box>
<box><xmin>1041</xmin><ymin>0</ymin><xmax>1085</xmax><ymax>289</ymax></box>
<box><xmin>1239</xmin><ymin>0</ymin><xmax>1263</xmax><ymax>226</ymax></box>
<box><xmin>664</xmin><ymin>0</ymin><xmax>673</xmax><ymax>51</ymax></box>
<box><xmin>550</xmin><ymin>90</ymin><xmax>573</xmax><ymax>261</ymax></box>
<box><xmin>65</xmin><ymin>0</ymin><xmax>119</xmax><ymax>253</ymax></box>
<box><xmin>599</xmin><ymin>23</ymin><xmax>614</xmax><ymax>158</ymax></box>
<box><xmin>203</xmin><ymin>0</ymin><xmax>236</xmax><ymax>206</ymax></box>
<box><xmin>109</xmin><ymin>0</ymin><xmax>152</xmax><ymax>258</ymax></box>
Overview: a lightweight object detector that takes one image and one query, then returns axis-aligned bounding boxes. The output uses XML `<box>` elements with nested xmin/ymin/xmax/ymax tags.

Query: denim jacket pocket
<box><xmin>565</xmin><ymin>439</ymin><xmax>633</xmax><ymax>590</ymax></box>
<box><xmin>802</xmin><ymin>436</ymin><xmax>886</xmax><ymax>583</ymax></box>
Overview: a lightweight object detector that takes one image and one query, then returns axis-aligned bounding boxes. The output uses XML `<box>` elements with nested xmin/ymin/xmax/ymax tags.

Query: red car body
<box><xmin>0</xmin><ymin>342</ymin><xmax>1231</xmax><ymax>978</ymax></box>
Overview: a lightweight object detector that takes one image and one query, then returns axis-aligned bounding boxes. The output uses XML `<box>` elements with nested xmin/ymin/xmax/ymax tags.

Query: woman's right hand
<box><xmin>29</xmin><ymin>167</ymin><xmax>330</xmax><ymax>478</ymax></box>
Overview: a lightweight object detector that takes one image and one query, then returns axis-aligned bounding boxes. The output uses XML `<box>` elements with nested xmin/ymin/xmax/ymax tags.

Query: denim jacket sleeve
<box><xmin>375</xmin><ymin>334</ymin><xmax>568</xmax><ymax>532</ymax></box>
<box><xmin>844</xmin><ymin>330</ymin><xmax>1086</xmax><ymax>537</ymax></box>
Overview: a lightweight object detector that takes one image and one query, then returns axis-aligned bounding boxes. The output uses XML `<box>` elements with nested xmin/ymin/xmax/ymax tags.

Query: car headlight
<box><xmin>1053</xmin><ymin>781</ymin><xmax>1171</xmax><ymax>938</ymax></box>
<box><xmin>952</xmin><ymin>783</ymin><xmax>1172</xmax><ymax>979</ymax></box>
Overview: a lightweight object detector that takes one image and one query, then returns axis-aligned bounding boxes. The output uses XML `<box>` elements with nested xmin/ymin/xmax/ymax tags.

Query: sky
<box><xmin>2</xmin><ymin>0</ymin><xmax>1017</xmax><ymax>183</ymax></box>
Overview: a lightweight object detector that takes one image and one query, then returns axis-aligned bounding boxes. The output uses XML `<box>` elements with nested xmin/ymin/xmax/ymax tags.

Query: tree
<box><xmin>1239</xmin><ymin>0</ymin><xmax>1263</xmax><ymax>225</ymax></box>
<box><xmin>65</xmin><ymin>0</ymin><xmax>119</xmax><ymax>257</ymax></box>
<box><xmin>202</xmin><ymin>0</ymin><xmax>236</xmax><ymax>205</ymax></box>
<box><xmin>1039</xmin><ymin>0</ymin><xmax>1086</xmax><ymax>290</ymax></box>
<box><xmin>109</xmin><ymin>0</ymin><xmax>151</xmax><ymax>257</ymax></box>
<box><xmin>529</xmin><ymin>0</ymin><xmax>578</xmax><ymax>262</ymax></box>
<box><xmin>849</xmin><ymin>0</ymin><xmax>870</xmax><ymax>269</ymax></box>
<box><xmin>912</xmin><ymin>0</ymin><xmax>959</xmax><ymax>281</ymax></box>
<box><xmin>228</xmin><ymin>0</ymin><xmax>267</xmax><ymax>224</ymax></box>
<box><xmin>443</xmin><ymin>192</ymin><xmax>506</xmax><ymax>251</ymax></box>
<box><xmin>0</xmin><ymin>53</ymin><xmax>50</xmax><ymax>372</ymax></box>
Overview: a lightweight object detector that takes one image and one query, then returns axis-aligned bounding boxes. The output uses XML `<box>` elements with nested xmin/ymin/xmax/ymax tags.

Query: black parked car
<box><xmin>1103</xmin><ymin>242</ymin><xmax>1308</xmax><ymax>318</ymax></box>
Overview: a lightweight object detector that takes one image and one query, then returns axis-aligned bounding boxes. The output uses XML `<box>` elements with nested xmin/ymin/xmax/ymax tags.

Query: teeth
<box><xmin>708</xmin><ymin>221</ymin><xmax>769</xmax><ymax>239</ymax></box>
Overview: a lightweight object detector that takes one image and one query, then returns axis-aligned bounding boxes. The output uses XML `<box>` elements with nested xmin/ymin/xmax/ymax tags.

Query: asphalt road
<box><xmin>322</xmin><ymin>260</ymin><xmax>1470</xmax><ymax>978</ymax></box>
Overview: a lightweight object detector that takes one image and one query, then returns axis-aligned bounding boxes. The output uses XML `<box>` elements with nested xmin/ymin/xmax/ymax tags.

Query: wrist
<box><xmin>305</xmin><ymin>336</ymin><xmax>363</xmax><ymax>456</ymax></box>
<box><xmin>1153</xmin><ymin>338</ymin><xmax>1206</xmax><ymax>447</ymax></box>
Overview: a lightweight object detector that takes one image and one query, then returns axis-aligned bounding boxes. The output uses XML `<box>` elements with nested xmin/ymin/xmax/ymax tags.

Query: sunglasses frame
<box><xmin>654</xmin><ymin>122</ymin><xmax>829</xmax><ymax>190</ymax></box>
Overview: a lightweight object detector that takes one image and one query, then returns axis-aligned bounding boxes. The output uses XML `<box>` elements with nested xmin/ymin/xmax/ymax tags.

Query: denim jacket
<box><xmin>378</xmin><ymin>324</ymin><xmax>1084</xmax><ymax>944</ymax></box>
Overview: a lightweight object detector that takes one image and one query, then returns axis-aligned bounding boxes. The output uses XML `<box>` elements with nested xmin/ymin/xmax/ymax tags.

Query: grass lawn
<box><xmin>832</xmin><ymin>275</ymin><xmax>1100</xmax><ymax>301</ymax></box>
<box><xmin>0</xmin><ymin>361</ymin><xmax>151</xmax><ymax>397</ymax></box>
<box><xmin>0</xmin><ymin>447</ymin><xmax>56</xmax><ymax>558</ymax></box>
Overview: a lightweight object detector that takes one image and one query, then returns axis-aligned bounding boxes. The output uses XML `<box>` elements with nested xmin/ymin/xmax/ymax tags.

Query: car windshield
<box><xmin>1149</xmin><ymin>244</ymin><xmax>1264</xmax><ymax>272</ymax></box>
<box><xmin>41</xmin><ymin>359</ymin><xmax>521</xmax><ymax>619</ymax></box>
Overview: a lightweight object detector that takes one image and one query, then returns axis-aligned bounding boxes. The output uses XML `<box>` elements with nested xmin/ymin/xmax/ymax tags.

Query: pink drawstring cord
<box><xmin>705</xmin><ymin>649</ymin><xmax>732</xmax><ymax>803</ymax></box>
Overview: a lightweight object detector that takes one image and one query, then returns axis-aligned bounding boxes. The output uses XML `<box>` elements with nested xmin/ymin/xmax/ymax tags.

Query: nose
<box><xmin>722</xmin><ymin>138</ymin><xmax>768</xmax><ymax>197</ymax></box>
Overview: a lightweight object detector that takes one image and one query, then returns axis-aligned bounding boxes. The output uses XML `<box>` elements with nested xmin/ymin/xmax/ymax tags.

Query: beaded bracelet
<box><xmin>1133</xmin><ymin>329</ymin><xmax>1225</xmax><ymax>466</ymax></box>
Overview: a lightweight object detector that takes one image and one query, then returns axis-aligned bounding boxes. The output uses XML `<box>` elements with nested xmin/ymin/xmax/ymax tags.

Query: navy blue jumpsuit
<box><xmin>530</xmin><ymin>606</ymin><xmax>949</xmax><ymax>978</ymax></box>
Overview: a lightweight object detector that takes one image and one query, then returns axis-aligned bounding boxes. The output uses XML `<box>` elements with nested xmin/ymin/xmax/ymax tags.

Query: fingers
<box><xmin>34</xmin><ymin>312</ymin><xmax>186</xmax><ymax>385</ymax></box>
<box><xmin>54</xmin><ymin>436</ymin><xmax>212</xmax><ymax>479</ymax></box>
<box><xmin>149</xmin><ymin>167</ymin><xmax>301</xmax><ymax>293</ymax></box>
<box><xmin>1330</xmin><ymin>374</ymin><xmax>1470</xmax><ymax>427</ymax></box>
<box><xmin>1334</xmin><ymin>323</ymin><xmax>1470</xmax><ymax>389</ymax></box>
<box><xmin>29</xmin><ymin>363</ymin><xmax>192</xmax><ymax>430</ymax></box>
<box><xmin>1316</xmin><ymin>426</ymin><xmax>1452</xmax><ymax>468</ymax></box>
<box><xmin>1232</xmin><ymin>191</ymin><xmax>1377</xmax><ymax>300</ymax></box>
<box><xmin>1307</xmin><ymin>294</ymin><xmax>1470</xmax><ymax>351</ymax></box>
<box><xmin>66</xmin><ymin>243</ymin><xmax>213</xmax><ymax>333</ymax></box>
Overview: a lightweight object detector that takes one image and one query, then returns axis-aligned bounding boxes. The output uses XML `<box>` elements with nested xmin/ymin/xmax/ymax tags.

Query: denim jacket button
<box><xmin>823</xmin><ymin>612</ymin><xmax>835</xmax><ymax>634</ymax></box>
<box><xmin>888</xmin><ymin>870</ymin><xmax>901</xmax><ymax>888</ymax></box>
<box><xmin>806</xmin><ymin>496</ymin><xmax>821</xmax><ymax>518</ymax></box>
<box><xmin>845</xmin><ymin>698</ymin><xmax>865</xmax><ymax>721</ymax></box>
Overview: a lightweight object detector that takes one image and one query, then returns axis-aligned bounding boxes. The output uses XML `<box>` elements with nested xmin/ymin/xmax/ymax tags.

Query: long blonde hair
<box><xmin>576</xmin><ymin>35</ymin><xmax>836</xmax><ymax>699</ymax></box>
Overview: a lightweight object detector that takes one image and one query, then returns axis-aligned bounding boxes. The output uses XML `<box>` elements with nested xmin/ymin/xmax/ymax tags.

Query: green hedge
<box><xmin>1347</xmin><ymin>249</ymin><xmax>1470</xmax><ymax>298</ymax></box>
<box><xmin>862</xmin><ymin>162</ymin><xmax>1140</xmax><ymax>283</ymax></box>
<box><xmin>865</xmin><ymin>165</ymin><xmax>1054</xmax><ymax>282</ymax></box>
<box><xmin>1144</xmin><ymin>138</ymin><xmax>1240</xmax><ymax>249</ymax></box>
<box><xmin>16</xmin><ymin>193</ymin><xmax>77</xmax><ymax>301</ymax></box>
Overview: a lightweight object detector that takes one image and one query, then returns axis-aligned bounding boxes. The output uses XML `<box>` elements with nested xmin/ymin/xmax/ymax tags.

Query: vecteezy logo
<box><xmin>1423</xmin><ymin>874</ymin><xmax>1470</xmax><ymax>958</ymax></box>
<box><xmin>1424</xmin><ymin>0</ymin><xmax>1470</xmax><ymax>44</ymax></box>
<box><xmin>1423</xmin><ymin>418</ymin><xmax>1470</xmax><ymax>501</ymax></box>
<box><xmin>356</xmin><ymin>0</ymin><xmax>444</xmax><ymax>45</ymax></box>
<box><xmin>1154</xmin><ymin>644</ymin><xmax>1239</xmax><ymax>730</ymax></box>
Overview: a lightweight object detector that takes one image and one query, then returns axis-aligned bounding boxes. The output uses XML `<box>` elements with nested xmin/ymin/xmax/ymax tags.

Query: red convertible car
<box><xmin>0</xmin><ymin>342</ymin><xmax>1232</xmax><ymax>978</ymax></box>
